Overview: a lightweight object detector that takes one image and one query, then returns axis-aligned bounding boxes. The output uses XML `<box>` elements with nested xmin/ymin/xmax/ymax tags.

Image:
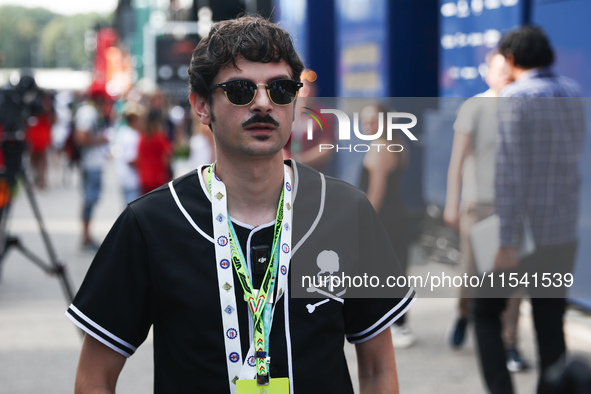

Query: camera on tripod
<box><xmin>0</xmin><ymin>72</ymin><xmax>75</xmax><ymax>307</ymax></box>
<box><xmin>0</xmin><ymin>72</ymin><xmax>44</xmax><ymax>186</ymax></box>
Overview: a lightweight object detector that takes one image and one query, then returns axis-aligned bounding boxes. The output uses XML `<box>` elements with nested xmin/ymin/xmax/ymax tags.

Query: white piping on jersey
<box><xmin>284</xmin><ymin>275</ymin><xmax>295</xmax><ymax>393</ymax></box>
<box><xmin>346</xmin><ymin>288</ymin><xmax>416</xmax><ymax>344</ymax></box>
<box><xmin>285</xmin><ymin>161</ymin><xmax>317</xmax><ymax>390</ymax></box>
<box><xmin>168</xmin><ymin>180</ymin><xmax>215</xmax><ymax>244</ymax></box>
<box><xmin>349</xmin><ymin>296</ymin><xmax>416</xmax><ymax>344</ymax></box>
<box><xmin>66</xmin><ymin>305</ymin><xmax>136</xmax><ymax>356</ymax></box>
<box><xmin>66</xmin><ymin>314</ymin><xmax>132</xmax><ymax>358</ymax></box>
<box><xmin>288</xmin><ymin>159</ymin><xmax>299</xmax><ymax>202</ymax></box>
<box><xmin>292</xmin><ymin>171</ymin><xmax>326</xmax><ymax>256</ymax></box>
<box><xmin>231</xmin><ymin>217</ymin><xmax>275</xmax><ymax>231</ymax></box>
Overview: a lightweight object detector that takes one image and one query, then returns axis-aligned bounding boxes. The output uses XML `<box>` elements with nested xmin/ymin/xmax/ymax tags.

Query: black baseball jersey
<box><xmin>67</xmin><ymin>160</ymin><xmax>415</xmax><ymax>393</ymax></box>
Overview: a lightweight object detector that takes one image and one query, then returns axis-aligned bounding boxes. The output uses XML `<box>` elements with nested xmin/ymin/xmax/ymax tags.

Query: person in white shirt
<box><xmin>114</xmin><ymin>101</ymin><xmax>145</xmax><ymax>205</ymax></box>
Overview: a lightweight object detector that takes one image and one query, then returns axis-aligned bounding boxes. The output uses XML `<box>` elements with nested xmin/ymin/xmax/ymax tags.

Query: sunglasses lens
<box><xmin>225</xmin><ymin>80</ymin><xmax>257</xmax><ymax>105</ymax></box>
<box><xmin>269</xmin><ymin>80</ymin><xmax>300</xmax><ymax>105</ymax></box>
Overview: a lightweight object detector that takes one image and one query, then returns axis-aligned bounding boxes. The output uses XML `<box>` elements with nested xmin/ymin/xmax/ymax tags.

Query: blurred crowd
<box><xmin>1</xmin><ymin>21</ymin><xmax>590</xmax><ymax>392</ymax></box>
<box><xmin>16</xmin><ymin>78</ymin><xmax>213</xmax><ymax>199</ymax></box>
<box><xmin>0</xmin><ymin>76</ymin><xmax>213</xmax><ymax>252</ymax></box>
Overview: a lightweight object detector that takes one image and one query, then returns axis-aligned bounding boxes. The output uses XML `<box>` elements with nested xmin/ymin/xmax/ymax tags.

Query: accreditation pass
<box><xmin>236</xmin><ymin>377</ymin><xmax>289</xmax><ymax>393</ymax></box>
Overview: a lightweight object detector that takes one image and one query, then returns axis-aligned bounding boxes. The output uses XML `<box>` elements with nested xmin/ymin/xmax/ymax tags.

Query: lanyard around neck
<box><xmin>207</xmin><ymin>163</ymin><xmax>293</xmax><ymax>389</ymax></box>
<box><xmin>207</xmin><ymin>165</ymin><xmax>283</xmax><ymax>317</ymax></box>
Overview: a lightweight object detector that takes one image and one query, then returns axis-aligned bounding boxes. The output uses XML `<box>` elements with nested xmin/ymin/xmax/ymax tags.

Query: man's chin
<box><xmin>253</xmin><ymin>135</ymin><xmax>271</xmax><ymax>141</ymax></box>
<box><xmin>235</xmin><ymin>143</ymin><xmax>284</xmax><ymax>159</ymax></box>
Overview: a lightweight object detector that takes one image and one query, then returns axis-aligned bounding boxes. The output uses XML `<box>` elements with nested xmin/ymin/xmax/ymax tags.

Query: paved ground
<box><xmin>0</xmin><ymin>156</ymin><xmax>590</xmax><ymax>393</ymax></box>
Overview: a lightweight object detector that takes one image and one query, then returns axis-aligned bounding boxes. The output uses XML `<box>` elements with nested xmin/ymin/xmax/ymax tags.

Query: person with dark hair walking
<box><xmin>472</xmin><ymin>25</ymin><xmax>585</xmax><ymax>394</ymax></box>
<box><xmin>66</xmin><ymin>15</ymin><xmax>414</xmax><ymax>393</ymax></box>
<box><xmin>444</xmin><ymin>51</ymin><xmax>530</xmax><ymax>372</ymax></box>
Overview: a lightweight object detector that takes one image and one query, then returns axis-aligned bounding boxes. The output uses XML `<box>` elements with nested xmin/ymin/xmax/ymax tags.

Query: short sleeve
<box><xmin>120</xmin><ymin>129</ymin><xmax>140</xmax><ymax>163</ymax></box>
<box><xmin>290</xmin><ymin>166</ymin><xmax>416</xmax><ymax>345</ymax></box>
<box><xmin>343</xmin><ymin>295</ymin><xmax>414</xmax><ymax>344</ymax></box>
<box><xmin>453</xmin><ymin>98</ymin><xmax>479</xmax><ymax>135</ymax></box>
<box><xmin>343</xmin><ymin>197</ymin><xmax>416</xmax><ymax>343</ymax></box>
<box><xmin>75</xmin><ymin>105</ymin><xmax>97</xmax><ymax>133</ymax></box>
<box><xmin>66</xmin><ymin>207</ymin><xmax>153</xmax><ymax>357</ymax></box>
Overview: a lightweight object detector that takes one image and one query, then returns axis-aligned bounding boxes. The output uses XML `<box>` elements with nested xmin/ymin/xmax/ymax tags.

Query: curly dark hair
<box><xmin>188</xmin><ymin>15</ymin><xmax>305</xmax><ymax>103</ymax></box>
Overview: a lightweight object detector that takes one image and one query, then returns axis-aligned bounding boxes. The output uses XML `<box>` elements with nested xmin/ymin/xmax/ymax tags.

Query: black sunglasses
<box><xmin>209</xmin><ymin>79</ymin><xmax>303</xmax><ymax>106</ymax></box>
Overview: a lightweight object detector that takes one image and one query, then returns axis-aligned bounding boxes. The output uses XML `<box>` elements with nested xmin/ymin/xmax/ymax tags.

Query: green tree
<box><xmin>40</xmin><ymin>13</ymin><xmax>113</xmax><ymax>69</ymax></box>
<box><xmin>0</xmin><ymin>6</ymin><xmax>54</xmax><ymax>67</ymax></box>
<box><xmin>0</xmin><ymin>5</ymin><xmax>113</xmax><ymax>70</ymax></box>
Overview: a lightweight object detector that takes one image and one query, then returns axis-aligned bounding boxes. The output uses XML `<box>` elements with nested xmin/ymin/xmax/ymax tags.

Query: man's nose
<box><xmin>250</xmin><ymin>84</ymin><xmax>273</xmax><ymax>112</ymax></box>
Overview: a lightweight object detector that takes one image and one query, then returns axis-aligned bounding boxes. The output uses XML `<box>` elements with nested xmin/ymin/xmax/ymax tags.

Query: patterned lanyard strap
<box><xmin>207</xmin><ymin>164</ymin><xmax>292</xmax><ymax>387</ymax></box>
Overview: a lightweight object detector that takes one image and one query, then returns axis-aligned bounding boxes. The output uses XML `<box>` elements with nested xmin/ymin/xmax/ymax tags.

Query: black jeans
<box><xmin>472</xmin><ymin>241</ymin><xmax>577</xmax><ymax>394</ymax></box>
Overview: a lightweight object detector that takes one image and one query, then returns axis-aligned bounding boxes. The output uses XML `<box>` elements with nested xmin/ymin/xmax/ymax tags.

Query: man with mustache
<box><xmin>66</xmin><ymin>15</ymin><xmax>414</xmax><ymax>394</ymax></box>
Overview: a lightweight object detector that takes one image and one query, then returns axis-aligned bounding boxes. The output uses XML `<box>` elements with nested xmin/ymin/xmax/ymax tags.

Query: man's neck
<box><xmin>211</xmin><ymin>154</ymin><xmax>287</xmax><ymax>227</ymax></box>
<box><xmin>513</xmin><ymin>66</ymin><xmax>530</xmax><ymax>81</ymax></box>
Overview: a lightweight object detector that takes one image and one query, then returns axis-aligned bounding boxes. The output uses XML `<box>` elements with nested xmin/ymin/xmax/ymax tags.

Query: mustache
<box><xmin>242</xmin><ymin>114</ymin><xmax>280</xmax><ymax>128</ymax></box>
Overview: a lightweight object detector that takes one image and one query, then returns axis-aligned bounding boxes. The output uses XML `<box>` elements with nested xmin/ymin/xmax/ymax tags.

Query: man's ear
<box><xmin>504</xmin><ymin>53</ymin><xmax>516</xmax><ymax>68</ymax></box>
<box><xmin>190</xmin><ymin>92</ymin><xmax>212</xmax><ymax>126</ymax></box>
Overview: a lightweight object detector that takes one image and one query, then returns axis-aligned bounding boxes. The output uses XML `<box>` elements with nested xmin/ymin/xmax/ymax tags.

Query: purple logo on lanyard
<box><xmin>217</xmin><ymin>236</ymin><xmax>228</xmax><ymax>246</ymax></box>
<box><xmin>248</xmin><ymin>356</ymin><xmax>256</xmax><ymax>367</ymax></box>
<box><xmin>282</xmin><ymin>243</ymin><xmax>290</xmax><ymax>254</ymax></box>
<box><xmin>220</xmin><ymin>259</ymin><xmax>230</xmax><ymax>269</ymax></box>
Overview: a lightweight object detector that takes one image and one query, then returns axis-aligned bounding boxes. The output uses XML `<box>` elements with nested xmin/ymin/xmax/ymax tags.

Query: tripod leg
<box><xmin>10</xmin><ymin>239</ymin><xmax>76</xmax><ymax>302</ymax></box>
<box><xmin>0</xmin><ymin>192</ymin><xmax>14</xmax><ymax>282</ymax></box>
<box><xmin>20</xmin><ymin>172</ymin><xmax>76</xmax><ymax>305</ymax></box>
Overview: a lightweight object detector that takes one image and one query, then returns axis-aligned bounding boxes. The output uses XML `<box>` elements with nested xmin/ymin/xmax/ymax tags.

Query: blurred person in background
<box><xmin>113</xmin><ymin>101</ymin><xmax>145</xmax><ymax>205</ymax></box>
<box><xmin>443</xmin><ymin>51</ymin><xmax>529</xmax><ymax>372</ymax></box>
<box><xmin>473</xmin><ymin>26</ymin><xmax>585</xmax><ymax>394</ymax></box>
<box><xmin>147</xmin><ymin>90</ymin><xmax>176</xmax><ymax>144</ymax></box>
<box><xmin>188</xmin><ymin>110</ymin><xmax>214</xmax><ymax>169</ymax></box>
<box><xmin>137</xmin><ymin>109</ymin><xmax>172</xmax><ymax>194</ymax></box>
<box><xmin>147</xmin><ymin>90</ymin><xmax>182</xmax><ymax>178</ymax></box>
<box><xmin>51</xmin><ymin>91</ymin><xmax>76</xmax><ymax>186</ymax></box>
<box><xmin>284</xmin><ymin>69</ymin><xmax>336</xmax><ymax>175</ymax></box>
<box><xmin>359</xmin><ymin>103</ymin><xmax>415</xmax><ymax>348</ymax></box>
<box><xmin>74</xmin><ymin>81</ymin><xmax>111</xmax><ymax>253</ymax></box>
<box><xmin>26</xmin><ymin>90</ymin><xmax>55</xmax><ymax>190</ymax></box>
